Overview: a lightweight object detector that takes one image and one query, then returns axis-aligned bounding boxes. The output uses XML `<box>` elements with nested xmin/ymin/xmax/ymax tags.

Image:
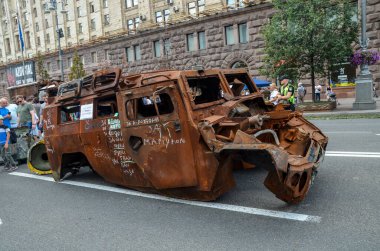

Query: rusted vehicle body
<box><xmin>42</xmin><ymin>68</ymin><xmax>328</xmax><ymax>203</ymax></box>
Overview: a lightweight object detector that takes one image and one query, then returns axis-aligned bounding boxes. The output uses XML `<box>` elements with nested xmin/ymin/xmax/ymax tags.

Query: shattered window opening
<box><xmin>126</xmin><ymin>93</ymin><xmax>174</xmax><ymax>119</ymax></box>
<box><xmin>187</xmin><ymin>76</ymin><xmax>223</xmax><ymax>105</ymax></box>
<box><xmin>224</xmin><ymin>73</ymin><xmax>257</xmax><ymax>96</ymax></box>
<box><xmin>60</xmin><ymin>103</ymin><xmax>81</xmax><ymax>123</ymax></box>
<box><xmin>96</xmin><ymin>95</ymin><xmax>118</xmax><ymax>117</ymax></box>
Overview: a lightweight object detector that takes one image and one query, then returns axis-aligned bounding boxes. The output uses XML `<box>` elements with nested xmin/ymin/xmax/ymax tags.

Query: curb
<box><xmin>303</xmin><ymin>111</ymin><xmax>380</xmax><ymax>117</ymax></box>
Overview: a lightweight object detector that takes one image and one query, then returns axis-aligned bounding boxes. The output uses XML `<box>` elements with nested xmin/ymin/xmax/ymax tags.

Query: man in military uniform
<box><xmin>276</xmin><ymin>75</ymin><xmax>296</xmax><ymax>111</ymax></box>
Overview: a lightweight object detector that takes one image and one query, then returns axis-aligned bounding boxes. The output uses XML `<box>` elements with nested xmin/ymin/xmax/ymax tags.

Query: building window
<box><xmin>231</xmin><ymin>61</ymin><xmax>248</xmax><ymax>69</ymax></box>
<box><xmin>67</xmin><ymin>27</ymin><xmax>71</xmax><ymax>37</ymax></box>
<box><xmin>80</xmin><ymin>55</ymin><xmax>85</xmax><ymax>65</ymax></box>
<box><xmin>33</xmin><ymin>8</ymin><xmax>37</xmax><ymax>18</ymax></box>
<box><xmin>126</xmin><ymin>0</ymin><xmax>138</xmax><ymax>8</ymax></box>
<box><xmin>67</xmin><ymin>57</ymin><xmax>73</xmax><ymax>68</ymax></box>
<box><xmin>134</xmin><ymin>17</ymin><xmax>140</xmax><ymax>28</ymax></box>
<box><xmin>77</xmin><ymin>7</ymin><xmax>82</xmax><ymax>17</ymax></box>
<box><xmin>90</xmin><ymin>18</ymin><xmax>96</xmax><ymax>30</ymax></box>
<box><xmin>46</xmin><ymin>33</ymin><xmax>50</xmax><ymax>44</ymax></box>
<box><xmin>198</xmin><ymin>31</ymin><xmax>206</xmax><ymax>50</ymax></box>
<box><xmin>164</xmin><ymin>38</ymin><xmax>171</xmax><ymax>55</ymax></box>
<box><xmin>36</xmin><ymin>37</ymin><xmax>41</xmax><ymax>46</ymax></box>
<box><xmin>153</xmin><ymin>40</ymin><xmax>161</xmax><ymax>58</ymax></box>
<box><xmin>238</xmin><ymin>23</ymin><xmax>248</xmax><ymax>43</ymax></box>
<box><xmin>23</xmin><ymin>12</ymin><xmax>29</xmax><ymax>23</ymax></box>
<box><xmin>103</xmin><ymin>0</ymin><xmax>108</xmax><ymax>8</ymax></box>
<box><xmin>15</xmin><ymin>35</ymin><xmax>20</xmax><ymax>51</ymax></box>
<box><xmin>155</xmin><ymin>11</ymin><xmax>162</xmax><ymax>23</ymax></box>
<box><xmin>104</xmin><ymin>14</ymin><xmax>110</xmax><ymax>25</ymax></box>
<box><xmin>78</xmin><ymin>23</ymin><xmax>83</xmax><ymax>33</ymax></box>
<box><xmin>90</xmin><ymin>2</ymin><xmax>95</xmax><ymax>13</ymax></box>
<box><xmin>5</xmin><ymin>38</ymin><xmax>11</xmax><ymax>54</ymax></box>
<box><xmin>127</xmin><ymin>18</ymin><xmax>139</xmax><ymax>31</ymax></box>
<box><xmin>125</xmin><ymin>47</ymin><xmax>133</xmax><ymax>62</ymax></box>
<box><xmin>35</xmin><ymin>22</ymin><xmax>39</xmax><ymax>32</ymax></box>
<box><xmin>186</xmin><ymin>33</ymin><xmax>195</xmax><ymax>51</ymax></box>
<box><xmin>45</xmin><ymin>19</ymin><xmax>49</xmax><ymax>28</ymax></box>
<box><xmin>156</xmin><ymin>9</ymin><xmax>170</xmax><ymax>23</ymax></box>
<box><xmin>163</xmin><ymin>9</ymin><xmax>170</xmax><ymax>23</ymax></box>
<box><xmin>225</xmin><ymin>25</ymin><xmax>235</xmax><ymax>45</ymax></box>
<box><xmin>25</xmin><ymin>31</ymin><xmax>31</xmax><ymax>49</ymax></box>
<box><xmin>134</xmin><ymin>45</ymin><xmax>141</xmax><ymax>61</ymax></box>
<box><xmin>2</xmin><ymin>21</ymin><xmax>8</xmax><ymax>31</ymax></box>
<box><xmin>188</xmin><ymin>0</ymin><xmax>205</xmax><ymax>16</ymax></box>
<box><xmin>105</xmin><ymin>49</ymin><xmax>110</xmax><ymax>60</ymax></box>
<box><xmin>91</xmin><ymin>52</ymin><xmax>97</xmax><ymax>63</ymax></box>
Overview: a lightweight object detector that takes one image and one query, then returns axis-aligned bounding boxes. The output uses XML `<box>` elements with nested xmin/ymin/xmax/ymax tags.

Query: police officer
<box><xmin>277</xmin><ymin>75</ymin><xmax>295</xmax><ymax>111</ymax></box>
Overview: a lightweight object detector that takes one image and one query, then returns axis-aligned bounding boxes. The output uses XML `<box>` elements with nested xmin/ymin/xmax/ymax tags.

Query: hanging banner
<box><xmin>7</xmin><ymin>61</ymin><xmax>36</xmax><ymax>87</ymax></box>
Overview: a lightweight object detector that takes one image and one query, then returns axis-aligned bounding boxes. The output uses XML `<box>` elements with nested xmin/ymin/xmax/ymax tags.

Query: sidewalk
<box><xmin>302</xmin><ymin>96</ymin><xmax>380</xmax><ymax>116</ymax></box>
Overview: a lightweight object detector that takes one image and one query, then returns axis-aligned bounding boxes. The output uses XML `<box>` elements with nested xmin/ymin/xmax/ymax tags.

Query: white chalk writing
<box><xmin>143</xmin><ymin>138</ymin><xmax>186</xmax><ymax>149</ymax></box>
<box><xmin>126</xmin><ymin>117</ymin><xmax>159</xmax><ymax>127</ymax></box>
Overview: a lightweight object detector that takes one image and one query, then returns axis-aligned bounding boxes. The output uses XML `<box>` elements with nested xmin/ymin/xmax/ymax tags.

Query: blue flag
<box><xmin>18</xmin><ymin>18</ymin><xmax>24</xmax><ymax>51</ymax></box>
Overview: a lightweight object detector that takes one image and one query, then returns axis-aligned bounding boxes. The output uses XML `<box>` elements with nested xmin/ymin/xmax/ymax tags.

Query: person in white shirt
<box><xmin>315</xmin><ymin>83</ymin><xmax>322</xmax><ymax>102</ymax></box>
<box><xmin>269</xmin><ymin>83</ymin><xmax>279</xmax><ymax>105</ymax></box>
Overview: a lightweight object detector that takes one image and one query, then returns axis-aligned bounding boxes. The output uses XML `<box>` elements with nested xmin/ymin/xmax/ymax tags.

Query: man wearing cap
<box><xmin>277</xmin><ymin>76</ymin><xmax>296</xmax><ymax>111</ymax></box>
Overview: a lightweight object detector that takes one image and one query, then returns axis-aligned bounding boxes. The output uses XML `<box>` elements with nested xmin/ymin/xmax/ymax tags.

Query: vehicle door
<box><xmin>120</xmin><ymin>80</ymin><xmax>197</xmax><ymax>189</ymax></box>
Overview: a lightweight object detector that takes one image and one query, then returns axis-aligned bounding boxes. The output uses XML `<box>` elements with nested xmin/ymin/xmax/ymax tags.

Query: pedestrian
<box><xmin>0</xmin><ymin>115</ymin><xmax>18</xmax><ymax>172</ymax></box>
<box><xmin>4</xmin><ymin>98</ymin><xmax>18</xmax><ymax>129</ymax></box>
<box><xmin>297</xmin><ymin>82</ymin><xmax>306</xmax><ymax>104</ymax></box>
<box><xmin>268</xmin><ymin>83</ymin><xmax>279</xmax><ymax>105</ymax></box>
<box><xmin>39</xmin><ymin>94</ymin><xmax>48</xmax><ymax>137</ymax></box>
<box><xmin>276</xmin><ymin>76</ymin><xmax>296</xmax><ymax>111</ymax></box>
<box><xmin>0</xmin><ymin>98</ymin><xmax>11</xmax><ymax>129</ymax></box>
<box><xmin>315</xmin><ymin>83</ymin><xmax>322</xmax><ymax>102</ymax></box>
<box><xmin>16</xmin><ymin>95</ymin><xmax>37</xmax><ymax>130</ymax></box>
<box><xmin>32</xmin><ymin>97</ymin><xmax>41</xmax><ymax>121</ymax></box>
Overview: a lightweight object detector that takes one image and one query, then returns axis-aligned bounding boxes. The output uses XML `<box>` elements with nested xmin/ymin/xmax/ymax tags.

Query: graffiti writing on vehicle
<box><xmin>89</xmin><ymin>118</ymin><xmax>136</xmax><ymax>175</ymax></box>
<box><xmin>126</xmin><ymin>117</ymin><xmax>159</xmax><ymax>127</ymax></box>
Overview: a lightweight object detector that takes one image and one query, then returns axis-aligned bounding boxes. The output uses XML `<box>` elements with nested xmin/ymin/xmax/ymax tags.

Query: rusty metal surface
<box><xmin>41</xmin><ymin>67</ymin><xmax>328</xmax><ymax>203</ymax></box>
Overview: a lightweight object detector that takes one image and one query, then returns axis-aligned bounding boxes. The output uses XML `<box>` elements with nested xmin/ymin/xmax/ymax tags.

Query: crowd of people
<box><xmin>0</xmin><ymin>94</ymin><xmax>48</xmax><ymax>172</ymax></box>
<box><xmin>262</xmin><ymin>77</ymin><xmax>339</xmax><ymax>110</ymax></box>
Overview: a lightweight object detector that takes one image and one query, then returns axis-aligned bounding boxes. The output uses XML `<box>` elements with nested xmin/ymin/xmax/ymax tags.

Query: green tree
<box><xmin>68</xmin><ymin>50</ymin><xmax>86</xmax><ymax>80</ymax></box>
<box><xmin>36</xmin><ymin>51</ymin><xmax>50</xmax><ymax>82</ymax></box>
<box><xmin>261</xmin><ymin>0</ymin><xmax>357</xmax><ymax>101</ymax></box>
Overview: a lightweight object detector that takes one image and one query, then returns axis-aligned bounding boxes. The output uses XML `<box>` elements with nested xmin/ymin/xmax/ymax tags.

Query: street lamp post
<box><xmin>55</xmin><ymin>12</ymin><xmax>64</xmax><ymax>82</ymax></box>
<box><xmin>46</xmin><ymin>0</ymin><xmax>65</xmax><ymax>82</ymax></box>
<box><xmin>353</xmin><ymin>0</ymin><xmax>376</xmax><ymax>110</ymax></box>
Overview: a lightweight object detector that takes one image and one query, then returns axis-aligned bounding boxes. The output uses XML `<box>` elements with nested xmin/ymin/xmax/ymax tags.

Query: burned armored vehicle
<box><xmin>39</xmin><ymin>68</ymin><xmax>328</xmax><ymax>203</ymax></box>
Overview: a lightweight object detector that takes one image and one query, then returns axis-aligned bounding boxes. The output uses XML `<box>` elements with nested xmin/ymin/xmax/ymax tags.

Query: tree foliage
<box><xmin>68</xmin><ymin>50</ymin><xmax>86</xmax><ymax>81</ymax></box>
<box><xmin>36</xmin><ymin>51</ymin><xmax>50</xmax><ymax>82</ymax></box>
<box><xmin>261</xmin><ymin>0</ymin><xmax>358</xmax><ymax>101</ymax></box>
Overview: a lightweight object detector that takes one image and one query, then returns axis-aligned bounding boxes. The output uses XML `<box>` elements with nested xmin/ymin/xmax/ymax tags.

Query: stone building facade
<box><xmin>0</xmin><ymin>0</ymin><xmax>379</xmax><ymax>99</ymax></box>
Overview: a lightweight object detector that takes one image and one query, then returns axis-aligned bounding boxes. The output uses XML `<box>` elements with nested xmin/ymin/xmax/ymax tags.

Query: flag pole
<box><xmin>16</xmin><ymin>0</ymin><xmax>26</xmax><ymax>85</ymax></box>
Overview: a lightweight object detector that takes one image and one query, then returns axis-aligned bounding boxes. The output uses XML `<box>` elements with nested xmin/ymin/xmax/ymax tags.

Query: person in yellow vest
<box><xmin>276</xmin><ymin>75</ymin><xmax>296</xmax><ymax>111</ymax></box>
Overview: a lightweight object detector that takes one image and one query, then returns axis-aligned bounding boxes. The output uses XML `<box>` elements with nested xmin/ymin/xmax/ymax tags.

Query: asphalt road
<box><xmin>0</xmin><ymin>119</ymin><xmax>379</xmax><ymax>250</ymax></box>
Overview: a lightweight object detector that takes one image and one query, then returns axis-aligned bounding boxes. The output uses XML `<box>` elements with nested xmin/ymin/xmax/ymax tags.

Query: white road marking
<box><xmin>0</xmin><ymin>218</ymin><xmax>2</xmax><ymax>225</ymax></box>
<box><xmin>326</xmin><ymin>151</ymin><xmax>380</xmax><ymax>158</ymax></box>
<box><xmin>9</xmin><ymin>172</ymin><xmax>321</xmax><ymax>223</ymax></box>
<box><xmin>376</xmin><ymin>134</ymin><xmax>380</xmax><ymax>136</ymax></box>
